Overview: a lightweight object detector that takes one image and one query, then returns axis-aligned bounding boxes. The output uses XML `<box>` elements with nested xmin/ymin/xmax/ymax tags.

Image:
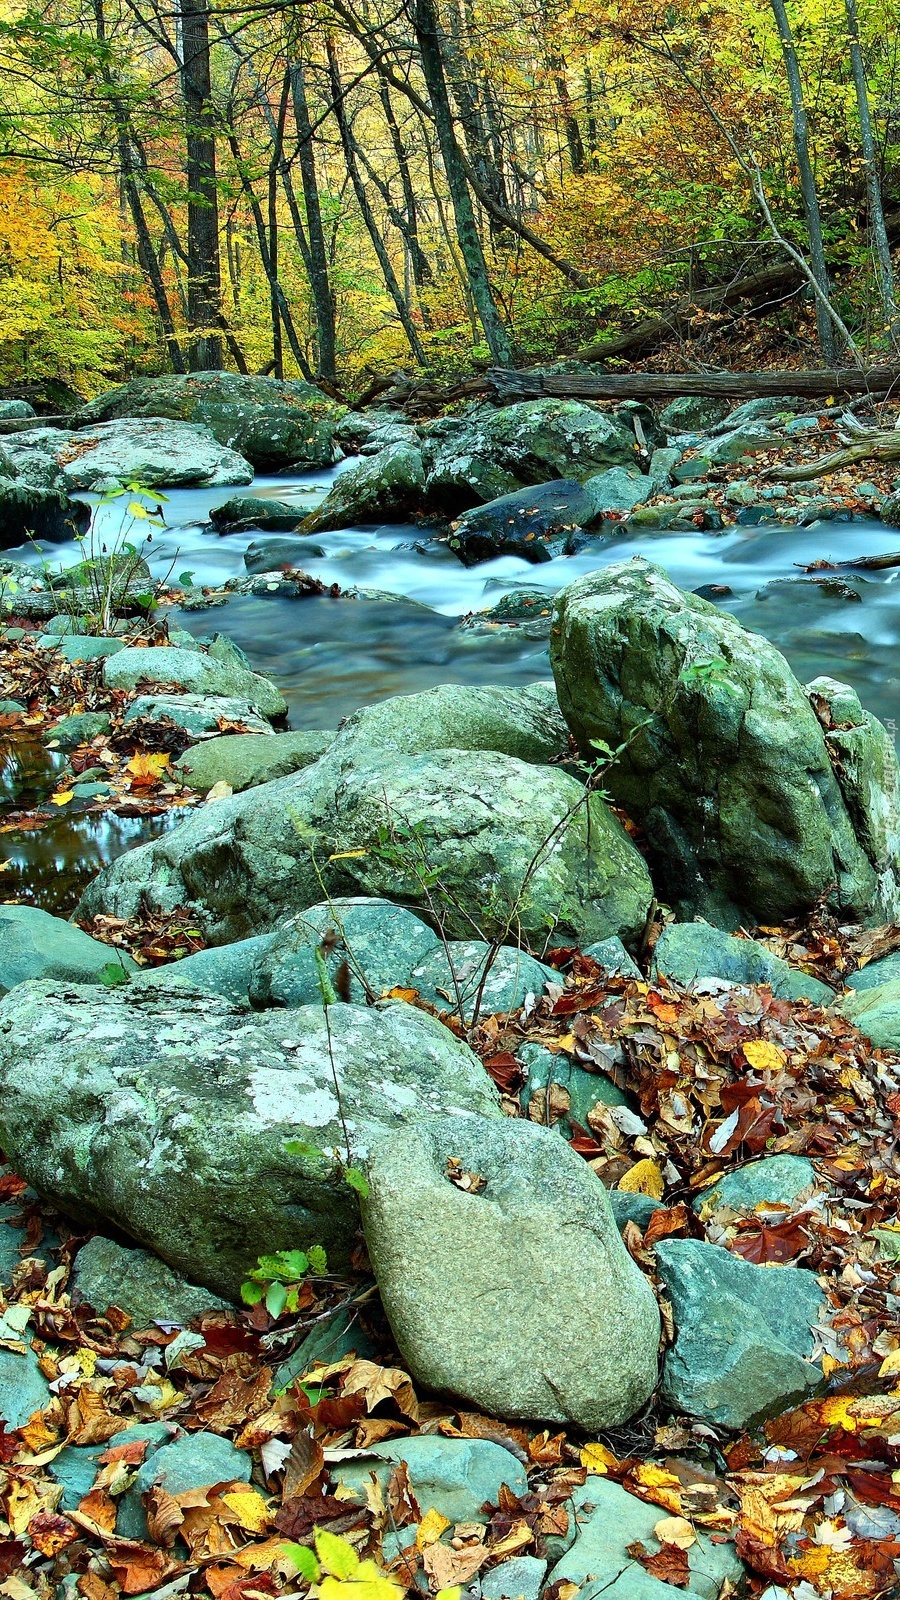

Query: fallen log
<box><xmin>573</xmin><ymin>262</ymin><xmax>805</xmax><ymax>363</ymax></box>
<box><xmin>841</xmin><ymin>549</ymin><xmax>900</xmax><ymax>569</ymax></box>
<box><xmin>487</xmin><ymin>367</ymin><xmax>900</xmax><ymax>403</ymax></box>
<box><xmin>768</xmin><ymin>429</ymin><xmax>900</xmax><ymax>481</ymax></box>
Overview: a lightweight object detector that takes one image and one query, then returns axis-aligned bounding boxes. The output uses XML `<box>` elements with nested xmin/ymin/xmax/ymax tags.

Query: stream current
<box><xmin>4</xmin><ymin>458</ymin><xmax>900</xmax><ymax>912</ymax></box>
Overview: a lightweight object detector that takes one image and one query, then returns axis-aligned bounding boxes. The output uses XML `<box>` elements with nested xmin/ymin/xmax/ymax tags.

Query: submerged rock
<box><xmin>655</xmin><ymin>1238</ymin><xmax>823</xmax><ymax>1428</ymax></box>
<box><xmin>173</xmin><ymin>730</ymin><xmax>334</xmax><ymax>792</ymax></box>
<box><xmin>652</xmin><ymin>921</ymin><xmax>833</xmax><ymax>1003</ymax></box>
<box><xmin>78</xmin><ymin>745</ymin><xmax>653</xmax><ymax>950</ymax></box>
<box><xmin>0</xmin><ymin>905</ymin><xmax>136</xmax><ymax>997</ymax></box>
<box><xmin>363</xmin><ymin>1115</ymin><xmax>660</xmax><ymax>1427</ymax></box>
<box><xmin>550</xmin><ymin>558</ymin><xmax>894</xmax><ymax>927</ymax></box>
<box><xmin>78</xmin><ymin>372</ymin><xmax>341</xmax><ymax>470</ymax></box>
<box><xmin>0</xmin><ymin>983</ymin><xmax>500</xmax><ymax>1293</ymax></box>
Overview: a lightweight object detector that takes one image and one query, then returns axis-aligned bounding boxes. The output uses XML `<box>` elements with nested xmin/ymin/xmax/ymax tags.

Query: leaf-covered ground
<box><xmin>4</xmin><ymin>921</ymin><xmax>900</xmax><ymax>1600</ymax></box>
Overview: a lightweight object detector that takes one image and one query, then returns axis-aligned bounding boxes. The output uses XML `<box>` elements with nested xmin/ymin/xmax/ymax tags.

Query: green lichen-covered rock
<box><xmin>0</xmin><ymin>982</ymin><xmax>500</xmax><ymax>1294</ymax></box>
<box><xmin>174</xmin><ymin>730</ymin><xmax>334</xmax><ymax>793</ymax></box>
<box><xmin>420</xmin><ymin>400</ymin><xmax>637</xmax><ymax>513</ymax></box>
<box><xmin>806</xmin><ymin>676</ymin><xmax>900</xmax><ymax>920</ymax></box>
<box><xmin>447</xmin><ymin>480</ymin><xmax>594</xmax><ymax>566</ymax></box>
<box><xmin>79</xmin><ymin>372</ymin><xmax>342</xmax><ymax>470</ymax></box>
<box><xmin>551</xmin><ymin>559</ymin><xmax>887</xmax><ymax>927</ymax></box>
<box><xmin>301</xmin><ymin>441</ymin><xmax>425</xmax><ymax>533</ymax></box>
<box><xmin>250</xmin><ymin>897</ymin><xmax>440</xmax><ymax>1008</ymax></box>
<box><xmin>40</xmin><ymin>634</ymin><xmax>126</xmax><ymax>663</ymax></box>
<box><xmin>0</xmin><ymin>1343</ymin><xmax>53</xmax><ymax>1429</ymax></box>
<box><xmin>582</xmin><ymin>466</ymin><xmax>651</xmax><ymax>515</ymax></box>
<box><xmin>77</xmin><ymin>747</ymin><xmax>653</xmax><ymax>951</ymax></box>
<box><xmin>655</xmin><ymin>1238</ymin><xmax>823</xmax><ymax>1428</ymax></box>
<box><xmin>209</xmin><ymin>495</ymin><xmax>302</xmax><ymax>532</ymax></box>
<box><xmin>132</xmin><ymin>933</ymin><xmax>276</xmax><ymax>1004</ymax></box>
<box><xmin>0</xmin><ymin>475</ymin><xmax>90</xmax><ymax>550</ymax></box>
<box><xmin>44</xmin><ymin>711</ymin><xmax>111</xmax><ymax>750</ymax></box>
<box><xmin>6</xmin><ymin>420</ymin><xmax>253</xmax><ymax>490</ymax></box>
<box><xmin>659</xmin><ymin>395</ymin><xmax>731</xmax><ymax>435</ymax></box>
<box><xmin>547</xmin><ymin>1477</ymin><xmax>743</xmax><ymax>1600</ymax></box>
<box><xmin>846</xmin><ymin>950</ymin><xmax>900</xmax><ymax>991</ymax></box>
<box><xmin>104</xmin><ymin>646</ymin><xmax>286</xmax><ymax>718</ymax></box>
<box><xmin>330</xmin><ymin>682</ymin><xmax>568</xmax><ymax>766</ymax></box>
<box><xmin>0</xmin><ymin>904</ymin><xmax>136</xmax><ymax>996</ymax></box>
<box><xmin>408</xmin><ymin>941</ymin><xmax>556</xmax><ymax>1023</ymax></box>
<box><xmin>840</xmin><ymin>978</ymin><xmax>900</xmax><ymax>1049</ymax></box>
<box><xmin>123</xmin><ymin>693</ymin><xmax>273</xmax><ymax>738</ymax></box>
<box><xmin>72</xmin><ymin>1235</ymin><xmax>229</xmax><ymax>1322</ymax></box>
<box><xmin>519</xmin><ymin>1040</ymin><xmax>626</xmax><ymax>1139</ymax></box>
<box><xmin>652</xmin><ymin>921</ymin><xmax>834</xmax><ymax>1003</ymax></box>
<box><xmin>693</xmin><ymin>1156</ymin><xmax>817</xmax><ymax>1218</ymax></box>
<box><xmin>363</xmin><ymin>1115</ymin><xmax>660</xmax><ymax>1428</ymax></box>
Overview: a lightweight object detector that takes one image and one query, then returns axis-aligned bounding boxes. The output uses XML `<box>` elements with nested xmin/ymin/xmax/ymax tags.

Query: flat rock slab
<box><xmin>363</xmin><ymin>1114</ymin><xmax>660</xmax><ymax>1428</ymax></box>
<box><xmin>408</xmin><ymin>941</ymin><xmax>556</xmax><ymax>1023</ymax></box>
<box><xmin>104</xmin><ymin>646</ymin><xmax>286</xmax><ymax>717</ymax></box>
<box><xmin>6</xmin><ymin>419</ymin><xmax>254</xmax><ymax>489</ymax></box>
<box><xmin>0</xmin><ymin>904</ymin><xmax>136</xmax><ymax>997</ymax></box>
<box><xmin>548</xmin><ymin>1476</ymin><xmax>743</xmax><ymax>1600</ymax></box>
<box><xmin>332</xmin><ymin>1435</ymin><xmax>528</xmax><ymax>1524</ymax></box>
<box><xmin>173</xmin><ymin>730</ymin><xmax>334</xmax><ymax>792</ymax></box>
<box><xmin>0</xmin><ymin>983</ymin><xmax>500</xmax><ymax>1295</ymax></box>
<box><xmin>655</xmin><ymin>1238</ymin><xmax>823</xmax><ymax>1428</ymax></box>
<box><xmin>123</xmin><ymin>694</ymin><xmax>273</xmax><ymax>738</ymax></box>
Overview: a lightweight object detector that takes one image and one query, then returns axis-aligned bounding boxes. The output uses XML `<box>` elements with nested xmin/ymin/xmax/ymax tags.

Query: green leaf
<box><xmin>178</xmin><ymin>570</ymin><xmax>195</xmax><ymax>587</ymax></box>
<box><xmin>265</xmin><ymin>1280</ymin><xmax>289</xmax><ymax>1318</ymax></box>
<box><xmin>280</xmin><ymin>1543</ymin><xmax>320</xmax><ymax>1582</ymax></box>
<box><xmin>344</xmin><ymin>1166</ymin><xmax>369</xmax><ymax>1199</ymax></box>
<box><xmin>315</xmin><ymin>1528</ymin><xmax>359</xmax><ymax>1579</ymax></box>
<box><xmin>285</xmin><ymin>1138</ymin><xmax>326</xmax><ymax>1161</ymax></box>
<box><xmin>255</xmin><ymin>1249</ymin><xmax>309</xmax><ymax>1282</ymax></box>
<box><xmin>307</xmin><ymin>1244</ymin><xmax>328</xmax><ymax>1274</ymax></box>
<box><xmin>240</xmin><ymin>1279</ymin><xmax>265</xmax><ymax>1306</ymax></box>
<box><xmin>98</xmin><ymin>962</ymin><xmax>130</xmax><ymax>988</ymax></box>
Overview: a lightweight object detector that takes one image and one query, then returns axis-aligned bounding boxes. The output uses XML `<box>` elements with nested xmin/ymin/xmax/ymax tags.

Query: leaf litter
<box><xmin>5</xmin><ymin>906</ymin><xmax>900</xmax><ymax>1595</ymax></box>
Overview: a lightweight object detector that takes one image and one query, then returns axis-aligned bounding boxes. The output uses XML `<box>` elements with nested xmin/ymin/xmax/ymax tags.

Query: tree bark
<box><xmin>769</xmin><ymin>0</ymin><xmax>836</xmax><ymax>361</ymax></box>
<box><xmin>179</xmin><ymin>0</ymin><xmax>222</xmax><ymax>369</ymax></box>
<box><xmin>288</xmin><ymin>56</ymin><xmax>338</xmax><ymax>382</ymax></box>
<box><xmin>410</xmin><ymin>0</ymin><xmax>513</xmax><ymax>362</ymax></box>
<box><xmin>488</xmin><ymin>365</ymin><xmax>900</xmax><ymax>401</ymax></box>
<box><xmin>843</xmin><ymin>0</ymin><xmax>897</xmax><ymax>329</ymax></box>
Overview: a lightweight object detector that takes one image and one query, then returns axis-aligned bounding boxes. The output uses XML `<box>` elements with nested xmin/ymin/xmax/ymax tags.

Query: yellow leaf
<box><xmin>205</xmin><ymin>779</ymin><xmax>234</xmax><ymax>802</ymax></box>
<box><xmin>220</xmin><ymin>1488</ymin><xmax>271</xmax><ymax>1534</ymax></box>
<box><xmin>580</xmin><ymin>1442</ymin><xmax>618</xmax><ymax>1474</ymax></box>
<box><xmin>653</xmin><ymin>1516</ymin><xmax>696</xmax><ymax>1550</ymax></box>
<box><xmin>328</xmin><ymin>848</ymin><xmax>369</xmax><ymax>860</ymax></box>
<box><xmin>743</xmin><ymin>1041</ymin><xmax>786</xmax><ymax>1072</ymax></box>
<box><xmin>880</xmin><ymin>1350</ymin><xmax>900</xmax><ymax>1378</ymax></box>
<box><xmin>555</xmin><ymin>1033</ymin><xmax>576</xmax><ymax>1053</ymax></box>
<box><xmin>126</xmin><ymin>751</ymin><xmax>170</xmax><ymax>779</ymax></box>
<box><xmin>618</xmin><ymin>1158</ymin><xmax>665</xmax><ymax>1199</ymax></box>
<box><xmin>51</xmin><ymin>790</ymin><xmax>74</xmax><ymax>806</ymax></box>
<box><xmin>417</xmin><ymin>1508</ymin><xmax>452</xmax><ymax>1548</ymax></box>
<box><xmin>319</xmin><ymin>1571</ymin><xmax>402</xmax><ymax>1600</ymax></box>
<box><xmin>315</xmin><ymin>1528</ymin><xmax>360</xmax><ymax>1579</ymax></box>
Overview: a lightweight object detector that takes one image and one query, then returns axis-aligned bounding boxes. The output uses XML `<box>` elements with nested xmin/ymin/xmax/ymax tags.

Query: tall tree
<box><xmin>843</xmin><ymin>0</ymin><xmax>897</xmax><ymax>333</ymax></box>
<box><xmin>179</xmin><ymin>0</ymin><xmax>223</xmax><ymax>369</ymax></box>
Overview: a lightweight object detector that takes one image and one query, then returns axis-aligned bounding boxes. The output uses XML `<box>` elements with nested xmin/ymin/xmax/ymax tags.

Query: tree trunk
<box><xmin>844</xmin><ymin>0</ymin><xmax>897</xmax><ymax>329</ymax></box>
<box><xmin>488</xmin><ymin>365</ymin><xmax>900</xmax><ymax>401</ymax></box>
<box><xmin>288</xmin><ymin>56</ymin><xmax>337</xmax><ymax>381</ymax></box>
<box><xmin>179</xmin><ymin>0</ymin><xmax>223</xmax><ymax>370</ymax></box>
<box><xmin>769</xmin><ymin>0</ymin><xmax>836</xmax><ymax>361</ymax></box>
<box><xmin>410</xmin><ymin>0</ymin><xmax>513</xmax><ymax>362</ymax></box>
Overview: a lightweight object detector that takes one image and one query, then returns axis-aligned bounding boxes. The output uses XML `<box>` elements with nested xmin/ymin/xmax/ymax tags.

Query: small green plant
<box><xmin>241</xmin><ymin>1245</ymin><xmax>328</xmax><ymax>1317</ymax></box>
<box><xmin>283</xmin><ymin>1525</ymin><xmax>429</xmax><ymax>1600</ymax></box>
<box><xmin>98</xmin><ymin>960</ymin><xmax>131</xmax><ymax>988</ymax></box>
<box><xmin>39</xmin><ymin>480</ymin><xmax>176</xmax><ymax>636</ymax></box>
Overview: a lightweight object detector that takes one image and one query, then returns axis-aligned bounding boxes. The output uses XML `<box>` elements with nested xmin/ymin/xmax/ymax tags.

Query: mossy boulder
<box><xmin>550</xmin><ymin>558</ymin><xmax>892</xmax><ymax>927</ymax></box>
<box><xmin>79</xmin><ymin>372</ymin><xmax>342</xmax><ymax>469</ymax></box>
<box><xmin>174</xmin><ymin>730</ymin><xmax>334</xmax><ymax>793</ymax></box>
<box><xmin>300</xmin><ymin>441</ymin><xmax>425</xmax><ymax>533</ymax></box>
<box><xmin>0</xmin><ymin>982</ymin><xmax>500</xmax><ymax>1295</ymax></box>
<box><xmin>104</xmin><ymin>646</ymin><xmax>286</xmax><ymax>718</ymax></box>
<box><xmin>330</xmin><ymin>681</ymin><xmax>569</xmax><ymax>766</ymax></box>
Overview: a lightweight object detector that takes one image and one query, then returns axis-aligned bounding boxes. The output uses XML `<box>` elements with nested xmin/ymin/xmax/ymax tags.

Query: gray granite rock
<box><xmin>0</xmin><ymin>904</ymin><xmax>136</xmax><ymax>996</ymax></box>
<box><xmin>72</xmin><ymin>1235</ymin><xmax>230</xmax><ymax>1323</ymax></box>
<box><xmin>408</xmin><ymin>942</ymin><xmax>556</xmax><ymax>1022</ymax></box>
<box><xmin>173</xmin><ymin>730</ymin><xmax>334</xmax><ymax>793</ymax></box>
<box><xmin>250</xmin><ymin>897</ymin><xmax>440</xmax><ymax>1008</ymax></box>
<box><xmin>104</xmin><ymin>645</ymin><xmax>286</xmax><ymax>717</ymax></box>
<box><xmin>332</xmin><ymin>1435</ymin><xmax>528</xmax><ymax>1523</ymax></box>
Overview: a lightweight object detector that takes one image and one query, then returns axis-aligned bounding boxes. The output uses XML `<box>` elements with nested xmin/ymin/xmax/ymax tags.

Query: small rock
<box><xmin>608</xmin><ymin>1191</ymin><xmax>663</xmax><ymax>1232</ymax></box>
<box><xmin>547</xmin><ymin>1476</ymin><xmax>743</xmax><ymax>1600</ymax></box>
<box><xmin>655</xmin><ymin>1238</ymin><xmax>823</xmax><ymax>1428</ymax></box>
<box><xmin>173</xmin><ymin>730</ymin><xmax>334</xmax><ymax>793</ymax></box>
<box><xmin>448</xmin><ymin>480</ymin><xmax>594</xmax><ymax>566</ymax></box>
<box><xmin>363</xmin><ymin>1114</ymin><xmax>660</xmax><ymax>1428</ymax></box>
<box><xmin>104</xmin><ymin>645</ymin><xmax>286</xmax><ymax>717</ymax></box>
<box><xmin>0</xmin><ymin>400</ymin><xmax>36</xmax><ymax>420</ymax></box>
<box><xmin>582</xmin><ymin>936</ymin><xmax>641</xmax><ymax>978</ymax></box>
<box><xmin>243</xmin><ymin>537</ymin><xmax>327</xmax><ymax>572</ymax></box>
<box><xmin>659</xmin><ymin>396</ymin><xmax>731</xmax><ymax>434</ymax></box>
<box><xmin>648</xmin><ymin>446</ymin><xmax>682</xmax><ymax>486</ymax></box>
<box><xmin>409</xmin><ymin>942</ymin><xmax>555</xmax><ymax>1022</ymax></box>
<box><xmin>481</xmin><ymin>1557</ymin><xmax>546</xmax><ymax>1600</ymax></box>
<box><xmin>0</xmin><ymin>1343</ymin><xmax>52</xmax><ymax>1429</ymax></box>
<box><xmin>332</xmin><ymin>1435</ymin><xmax>528</xmax><ymax>1524</ymax></box>
<box><xmin>50</xmin><ymin>1423</ymin><xmax>171</xmax><ymax>1512</ymax></box>
<box><xmin>519</xmin><ymin>1041</ymin><xmax>626</xmax><ymax>1139</ymax></box>
<box><xmin>37</xmin><ymin>634</ymin><xmax>127</xmax><ymax>663</ymax></box>
<box><xmin>133</xmin><ymin>934</ymin><xmax>277</xmax><ymax>1004</ymax></box>
<box><xmin>210</xmin><ymin>495</ymin><xmax>302</xmax><ymax>533</ymax></box>
<box><xmin>274</xmin><ymin>1303</ymin><xmax>377</xmax><ymax>1390</ymax></box>
<box><xmin>693</xmin><ymin>1155</ymin><xmax>817</xmax><ymax>1217</ymax></box>
<box><xmin>119</xmin><ymin>1430</ymin><xmax>252</xmax><ymax>1538</ymax></box>
<box><xmin>846</xmin><ymin>950</ymin><xmax>900</xmax><ymax>991</ymax></box>
<box><xmin>123</xmin><ymin>693</ymin><xmax>273</xmax><ymax>739</ymax></box>
<box><xmin>250</xmin><ymin>896</ymin><xmax>440</xmax><ymax>1008</ymax></box>
<box><xmin>0</xmin><ymin>905</ymin><xmax>136</xmax><ymax>997</ymax></box>
<box><xmin>72</xmin><ymin>1235</ymin><xmax>229</xmax><ymax>1323</ymax></box>
<box><xmin>582</xmin><ymin>467</ymin><xmax>651</xmax><ymax>515</ymax></box>
<box><xmin>44</xmin><ymin>711</ymin><xmax>111</xmax><ymax>750</ymax></box>
<box><xmin>652</xmin><ymin>921</ymin><xmax>833</xmax><ymax>1003</ymax></box>
<box><xmin>840</xmin><ymin>978</ymin><xmax>900</xmax><ymax>1049</ymax></box>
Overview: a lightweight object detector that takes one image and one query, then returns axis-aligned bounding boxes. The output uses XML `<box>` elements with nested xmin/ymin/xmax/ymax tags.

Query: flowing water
<box><xmin>4</xmin><ymin>459</ymin><xmax>900</xmax><ymax>910</ymax></box>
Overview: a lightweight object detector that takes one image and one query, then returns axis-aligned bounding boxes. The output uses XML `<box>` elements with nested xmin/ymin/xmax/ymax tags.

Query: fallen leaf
<box><xmin>618</xmin><ymin>1159</ymin><xmax>665</xmax><ymax>1199</ymax></box>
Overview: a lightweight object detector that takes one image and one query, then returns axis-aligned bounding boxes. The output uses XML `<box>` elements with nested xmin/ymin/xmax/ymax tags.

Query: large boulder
<box><xmin>550</xmin><ymin>558</ymin><xmax>893</xmax><ymax>926</ymax></box>
<box><xmin>652</xmin><ymin>921</ymin><xmax>833</xmax><ymax>1004</ymax></box>
<box><xmin>0</xmin><ymin>905</ymin><xmax>136</xmax><ymax>996</ymax></box>
<box><xmin>104</xmin><ymin>646</ymin><xmax>286</xmax><ymax>718</ymax></box>
<box><xmin>840</xmin><ymin>978</ymin><xmax>900</xmax><ymax>1049</ymax></box>
<box><xmin>0</xmin><ymin>474</ymin><xmax>90</xmax><ymax>550</ymax></box>
<box><xmin>300</xmin><ymin>441</ymin><xmax>425</xmax><ymax>533</ymax></box>
<box><xmin>77</xmin><ymin>746</ymin><xmax>654</xmax><ymax>950</ymax></box>
<box><xmin>173</xmin><ymin>730</ymin><xmax>334</xmax><ymax>793</ymax></box>
<box><xmin>330</xmin><ymin>682</ymin><xmax>569</xmax><ymax>766</ymax></box>
<box><xmin>806</xmin><ymin>676</ymin><xmax>900</xmax><ymax>918</ymax></box>
<box><xmin>363</xmin><ymin>1114</ymin><xmax>660</xmax><ymax>1428</ymax></box>
<box><xmin>250</xmin><ymin>897</ymin><xmax>440</xmax><ymax>1008</ymax></box>
<box><xmin>72</xmin><ymin>1235</ymin><xmax>227</xmax><ymax>1326</ymax></box>
<box><xmin>209</xmin><ymin>495</ymin><xmax>302</xmax><ymax>533</ymax></box>
<box><xmin>420</xmin><ymin>400</ymin><xmax>638</xmax><ymax>513</ymax></box>
<box><xmin>447</xmin><ymin>480</ymin><xmax>595</xmax><ymax>566</ymax></box>
<box><xmin>0</xmin><ymin>983</ymin><xmax>500</xmax><ymax>1295</ymax></box>
<box><xmin>78</xmin><ymin>372</ymin><xmax>342</xmax><ymax>470</ymax></box>
<box><xmin>3</xmin><ymin>420</ymin><xmax>253</xmax><ymax>490</ymax></box>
